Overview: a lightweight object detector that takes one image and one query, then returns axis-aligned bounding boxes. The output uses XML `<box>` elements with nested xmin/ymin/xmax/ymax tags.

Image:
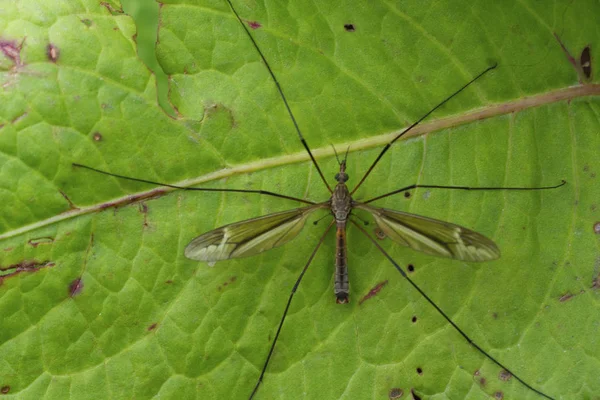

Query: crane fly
<box><xmin>74</xmin><ymin>1</ymin><xmax>566</xmax><ymax>399</ymax></box>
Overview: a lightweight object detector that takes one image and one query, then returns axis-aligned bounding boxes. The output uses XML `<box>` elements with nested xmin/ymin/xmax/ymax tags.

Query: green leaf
<box><xmin>1</xmin><ymin>0</ymin><xmax>599</xmax><ymax>399</ymax></box>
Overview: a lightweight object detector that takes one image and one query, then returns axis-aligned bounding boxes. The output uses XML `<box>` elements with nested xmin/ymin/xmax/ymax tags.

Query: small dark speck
<box><xmin>47</xmin><ymin>43</ymin><xmax>59</xmax><ymax>62</ymax></box>
<box><xmin>81</xmin><ymin>19</ymin><xmax>93</xmax><ymax>27</ymax></box>
<box><xmin>404</xmin><ymin>191</ymin><xmax>411</xmax><ymax>198</ymax></box>
<box><xmin>492</xmin><ymin>312</ymin><xmax>498</xmax><ymax>319</ymax></box>
<box><xmin>479</xmin><ymin>377</ymin><xmax>487</xmax><ymax>386</ymax></box>
<box><xmin>0</xmin><ymin>386</ymin><xmax>9</xmax><ymax>394</ymax></box>
<box><xmin>93</xmin><ymin>132</ymin><xmax>103</xmax><ymax>141</ymax></box>
<box><xmin>69</xmin><ymin>278</ymin><xmax>84</xmax><ymax>297</ymax></box>
<box><xmin>165</xmin><ymin>280</ymin><xmax>173</xmax><ymax>284</ymax></box>
<box><xmin>407</xmin><ymin>264</ymin><xmax>415</xmax><ymax>272</ymax></box>
<box><xmin>593</xmin><ymin>222</ymin><xmax>600</xmax><ymax>234</ymax></box>
<box><xmin>148</xmin><ymin>323</ymin><xmax>158</xmax><ymax>331</ymax></box>
<box><xmin>494</xmin><ymin>391</ymin><xmax>504</xmax><ymax>400</ymax></box>
<box><xmin>411</xmin><ymin>316</ymin><xmax>417</xmax><ymax>323</ymax></box>
<box><xmin>416</xmin><ymin>367</ymin><xmax>423</xmax><ymax>375</ymax></box>
<box><xmin>344</xmin><ymin>24</ymin><xmax>356</xmax><ymax>32</ymax></box>
<box><xmin>389</xmin><ymin>388</ymin><xmax>403</xmax><ymax>399</ymax></box>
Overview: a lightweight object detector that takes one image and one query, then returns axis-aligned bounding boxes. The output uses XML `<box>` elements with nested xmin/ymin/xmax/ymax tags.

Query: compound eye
<box><xmin>343</xmin><ymin>173</ymin><xmax>349</xmax><ymax>182</ymax></box>
<box><xmin>334</xmin><ymin>173</ymin><xmax>340</xmax><ymax>181</ymax></box>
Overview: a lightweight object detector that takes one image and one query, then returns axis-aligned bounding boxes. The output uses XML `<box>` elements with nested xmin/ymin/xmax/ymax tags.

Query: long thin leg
<box><xmin>73</xmin><ymin>163</ymin><xmax>316</xmax><ymax>205</ymax></box>
<box><xmin>362</xmin><ymin>180</ymin><xmax>566</xmax><ymax>204</ymax></box>
<box><xmin>350</xmin><ymin>219</ymin><xmax>556</xmax><ymax>400</ymax></box>
<box><xmin>351</xmin><ymin>64</ymin><xmax>497</xmax><ymax>196</ymax></box>
<box><xmin>249</xmin><ymin>219</ymin><xmax>335</xmax><ymax>399</ymax></box>
<box><xmin>225</xmin><ymin>0</ymin><xmax>333</xmax><ymax>194</ymax></box>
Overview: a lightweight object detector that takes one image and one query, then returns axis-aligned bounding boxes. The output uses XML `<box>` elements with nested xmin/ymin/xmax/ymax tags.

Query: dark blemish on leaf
<box><xmin>217</xmin><ymin>276</ymin><xmax>238</xmax><ymax>292</ymax></box>
<box><xmin>139</xmin><ymin>203</ymin><xmax>149</xmax><ymax>227</ymax></box>
<box><xmin>479</xmin><ymin>377</ymin><xmax>486</xmax><ymax>386</ymax></box>
<box><xmin>492</xmin><ymin>312</ymin><xmax>498</xmax><ymax>319</ymax></box>
<box><xmin>404</xmin><ymin>191</ymin><xmax>411</xmax><ymax>198</ymax></box>
<box><xmin>389</xmin><ymin>388</ymin><xmax>403</xmax><ymax>399</ymax></box>
<box><xmin>407</xmin><ymin>264</ymin><xmax>415</xmax><ymax>272</ymax></box>
<box><xmin>410</xmin><ymin>389</ymin><xmax>422</xmax><ymax>400</ymax></box>
<box><xmin>344</xmin><ymin>24</ymin><xmax>356</xmax><ymax>32</ymax></box>
<box><xmin>165</xmin><ymin>280</ymin><xmax>173</xmax><ymax>284</ymax></box>
<box><xmin>59</xmin><ymin>190</ymin><xmax>78</xmax><ymax>210</ymax></box>
<box><xmin>593</xmin><ymin>222</ymin><xmax>600</xmax><ymax>234</ymax></box>
<box><xmin>69</xmin><ymin>278</ymin><xmax>84</xmax><ymax>297</ymax></box>
<box><xmin>374</xmin><ymin>227</ymin><xmax>386</xmax><ymax>240</ymax></box>
<box><xmin>581</xmin><ymin>46</ymin><xmax>591</xmax><ymax>79</ymax></box>
<box><xmin>411</xmin><ymin>315</ymin><xmax>417</xmax><ymax>323</ymax></box>
<box><xmin>46</xmin><ymin>43</ymin><xmax>59</xmax><ymax>62</ymax></box>
<box><xmin>246</xmin><ymin>20</ymin><xmax>262</xmax><ymax>29</ymax></box>
<box><xmin>0</xmin><ymin>386</ymin><xmax>9</xmax><ymax>394</ymax></box>
<box><xmin>498</xmin><ymin>369</ymin><xmax>512</xmax><ymax>381</ymax></box>
<box><xmin>93</xmin><ymin>132</ymin><xmax>103</xmax><ymax>141</ymax></box>
<box><xmin>100</xmin><ymin>2</ymin><xmax>124</xmax><ymax>15</ymax></box>
<box><xmin>416</xmin><ymin>367</ymin><xmax>423</xmax><ymax>375</ymax></box>
<box><xmin>553</xmin><ymin>33</ymin><xmax>578</xmax><ymax>71</ymax></box>
<box><xmin>359</xmin><ymin>280</ymin><xmax>388</xmax><ymax>305</ymax></box>
<box><xmin>27</xmin><ymin>237</ymin><xmax>54</xmax><ymax>247</ymax></box>
<box><xmin>494</xmin><ymin>392</ymin><xmax>504</xmax><ymax>400</ymax></box>
<box><xmin>148</xmin><ymin>323</ymin><xmax>158</xmax><ymax>331</ymax></box>
<box><xmin>559</xmin><ymin>292</ymin><xmax>574</xmax><ymax>302</ymax></box>
<box><xmin>81</xmin><ymin>19</ymin><xmax>93</xmax><ymax>27</ymax></box>
<box><xmin>0</xmin><ymin>260</ymin><xmax>55</xmax><ymax>283</ymax></box>
<box><xmin>0</xmin><ymin>38</ymin><xmax>24</xmax><ymax>67</ymax></box>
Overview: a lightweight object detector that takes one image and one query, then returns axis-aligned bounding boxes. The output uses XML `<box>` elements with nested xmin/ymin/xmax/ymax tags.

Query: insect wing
<box><xmin>185</xmin><ymin>204</ymin><xmax>326</xmax><ymax>262</ymax></box>
<box><xmin>356</xmin><ymin>204</ymin><xmax>500</xmax><ymax>262</ymax></box>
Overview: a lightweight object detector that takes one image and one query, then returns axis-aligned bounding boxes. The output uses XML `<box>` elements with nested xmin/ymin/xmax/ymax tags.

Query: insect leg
<box><xmin>350</xmin><ymin>219</ymin><xmax>556</xmax><ymax>400</ymax></box>
<box><xmin>249</xmin><ymin>219</ymin><xmax>335</xmax><ymax>399</ymax></box>
<box><xmin>362</xmin><ymin>180</ymin><xmax>566</xmax><ymax>204</ymax></box>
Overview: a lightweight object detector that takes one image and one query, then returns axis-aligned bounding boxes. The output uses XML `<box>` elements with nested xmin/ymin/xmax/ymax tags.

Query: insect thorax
<box><xmin>331</xmin><ymin>183</ymin><xmax>352</xmax><ymax>222</ymax></box>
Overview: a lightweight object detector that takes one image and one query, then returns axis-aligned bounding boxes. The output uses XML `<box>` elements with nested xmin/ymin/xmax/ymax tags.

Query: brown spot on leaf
<box><xmin>28</xmin><ymin>237</ymin><xmax>54</xmax><ymax>247</ymax></box>
<box><xmin>389</xmin><ymin>388</ymin><xmax>403</xmax><ymax>399</ymax></box>
<box><xmin>359</xmin><ymin>280</ymin><xmax>388</xmax><ymax>305</ymax></box>
<box><xmin>407</xmin><ymin>264</ymin><xmax>415</xmax><ymax>272</ymax></box>
<box><xmin>148</xmin><ymin>323</ymin><xmax>158</xmax><ymax>331</ymax></box>
<box><xmin>411</xmin><ymin>315</ymin><xmax>417</xmax><ymax>323</ymax></box>
<box><xmin>100</xmin><ymin>2</ymin><xmax>123</xmax><ymax>15</ymax></box>
<box><xmin>93</xmin><ymin>132</ymin><xmax>103</xmax><ymax>141</ymax></box>
<box><xmin>374</xmin><ymin>227</ymin><xmax>386</xmax><ymax>240</ymax></box>
<box><xmin>0</xmin><ymin>39</ymin><xmax>24</xmax><ymax>66</ymax></box>
<box><xmin>594</xmin><ymin>222</ymin><xmax>600</xmax><ymax>234</ymax></box>
<box><xmin>416</xmin><ymin>367</ymin><xmax>423</xmax><ymax>375</ymax></box>
<box><xmin>404</xmin><ymin>191</ymin><xmax>411</xmax><ymax>198</ymax></box>
<box><xmin>498</xmin><ymin>369</ymin><xmax>512</xmax><ymax>381</ymax></box>
<box><xmin>47</xmin><ymin>43</ymin><xmax>59</xmax><ymax>62</ymax></box>
<box><xmin>494</xmin><ymin>392</ymin><xmax>504</xmax><ymax>400</ymax></box>
<box><xmin>0</xmin><ymin>386</ymin><xmax>9</xmax><ymax>394</ymax></box>
<box><xmin>0</xmin><ymin>260</ymin><xmax>55</xmax><ymax>284</ymax></box>
<box><xmin>344</xmin><ymin>24</ymin><xmax>356</xmax><ymax>32</ymax></box>
<box><xmin>69</xmin><ymin>278</ymin><xmax>84</xmax><ymax>297</ymax></box>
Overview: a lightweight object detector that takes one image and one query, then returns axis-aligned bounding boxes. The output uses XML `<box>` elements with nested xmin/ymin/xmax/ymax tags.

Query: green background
<box><xmin>1</xmin><ymin>0</ymin><xmax>599</xmax><ymax>399</ymax></box>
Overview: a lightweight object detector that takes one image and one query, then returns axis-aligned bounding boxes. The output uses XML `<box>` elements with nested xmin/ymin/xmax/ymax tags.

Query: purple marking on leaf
<box><xmin>69</xmin><ymin>278</ymin><xmax>84</xmax><ymax>297</ymax></box>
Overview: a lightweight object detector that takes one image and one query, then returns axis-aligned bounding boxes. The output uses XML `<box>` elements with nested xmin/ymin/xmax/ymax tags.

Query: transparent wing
<box><xmin>185</xmin><ymin>203</ymin><xmax>327</xmax><ymax>262</ymax></box>
<box><xmin>355</xmin><ymin>203</ymin><xmax>500</xmax><ymax>262</ymax></box>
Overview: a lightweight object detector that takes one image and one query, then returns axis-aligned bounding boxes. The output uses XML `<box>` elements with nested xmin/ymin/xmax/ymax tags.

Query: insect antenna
<box><xmin>72</xmin><ymin>163</ymin><xmax>316</xmax><ymax>205</ymax></box>
<box><xmin>350</xmin><ymin>219</ymin><xmax>556</xmax><ymax>400</ymax></box>
<box><xmin>225</xmin><ymin>0</ymin><xmax>333</xmax><ymax>193</ymax></box>
<box><xmin>249</xmin><ymin>220</ymin><xmax>335</xmax><ymax>400</ymax></box>
<box><xmin>330</xmin><ymin>143</ymin><xmax>343</xmax><ymax>165</ymax></box>
<box><xmin>350</xmin><ymin>64</ymin><xmax>497</xmax><ymax>196</ymax></box>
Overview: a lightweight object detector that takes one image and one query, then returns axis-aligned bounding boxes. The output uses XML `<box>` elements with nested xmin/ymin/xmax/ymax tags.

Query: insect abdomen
<box><xmin>335</xmin><ymin>223</ymin><xmax>349</xmax><ymax>304</ymax></box>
